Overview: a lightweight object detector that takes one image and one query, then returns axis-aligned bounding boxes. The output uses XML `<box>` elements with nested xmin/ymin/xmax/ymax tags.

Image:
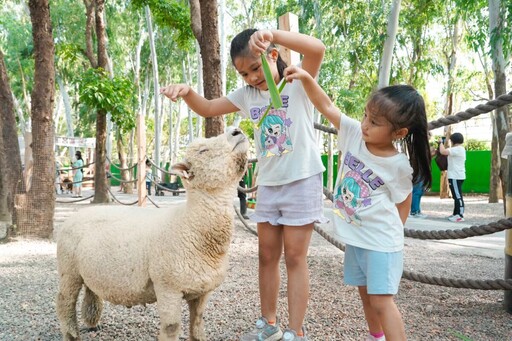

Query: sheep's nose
<box><xmin>231</xmin><ymin>128</ymin><xmax>242</xmax><ymax>136</ymax></box>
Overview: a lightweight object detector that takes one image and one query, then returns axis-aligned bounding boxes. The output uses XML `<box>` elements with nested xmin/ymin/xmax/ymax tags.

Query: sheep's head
<box><xmin>171</xmin><ymin>127</ymin><xmax>249</xmax><ymax>192</ymax></box>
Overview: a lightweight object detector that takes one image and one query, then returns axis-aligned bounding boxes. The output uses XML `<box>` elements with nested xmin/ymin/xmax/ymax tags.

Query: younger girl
<box><xmin>284</xmin><ymin>66</ymin><xmax>431</xmax><ymax>341</ymax></box>
<box><xmin>161</xmin><ymin>29</ymin><xmax>327</xmax><ymax>341</ymax></box>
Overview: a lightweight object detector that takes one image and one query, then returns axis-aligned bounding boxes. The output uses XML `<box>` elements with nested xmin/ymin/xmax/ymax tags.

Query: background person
<box><xmin>72</xmin><ymin>151</ymin><xmax>84</xmax><ymax>198</ymax></box>
<box><xmin>145</xmin><ymin>159</ymin><xmax>153</xmax><ymax>196</ymax></box>
<box><xmin>409</xmin><ymin>132</ymin><xmax>436</xmax><ymax>218</ymax></box>
<box><xmin>438</xmin><ymin>132</ymin><xmax>466</xmax><ymax>222</ymax></box>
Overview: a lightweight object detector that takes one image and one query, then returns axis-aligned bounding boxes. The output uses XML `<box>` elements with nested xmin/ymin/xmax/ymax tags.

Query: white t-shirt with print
<box><xmin>447</xmin><ymin>145</ymin><xmax>466</xmax><ymax>180</ymax></box>
<box><xmin>332</xmin><ymin>114</ymin><xmax>413</xmax><ymax>252</ymax></box>
<box><xmin>227</xmin><ymin>77</ymin><xmax>325</xmax><ymax>186</ymax></box>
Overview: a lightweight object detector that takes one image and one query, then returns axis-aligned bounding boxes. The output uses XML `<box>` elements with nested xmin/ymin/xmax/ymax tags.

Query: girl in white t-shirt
<box><xmin>161</xmin><ymin>29</ymin><xmax>326</xmax><ymax>341</ymax></box>
<box><xmin>284</xmin><ymin>66</ymin><xmax>432</xmax><ymax>341</ymax></box>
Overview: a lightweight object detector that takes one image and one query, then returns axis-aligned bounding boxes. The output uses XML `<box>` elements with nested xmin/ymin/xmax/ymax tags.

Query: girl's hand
<box><xmin>160</xmin><ymin>84</ymin><xmax>190</xmax><ymax>102</ymax></box>
<box><xmin>283</xmin><ymin>65</ymin><xmax>312</xmax><ymax>83</ymax></box>
<box><xmin>248</xmin><ymin>29</ymin><xmax>273</xmax><ymax>55</ymax></box>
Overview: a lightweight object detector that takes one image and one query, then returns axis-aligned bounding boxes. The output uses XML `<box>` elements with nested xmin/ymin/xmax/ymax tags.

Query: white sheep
<box><xmin>55</xmin><ymin>127</ymin><xmax>249</xmax><ymax>341</ymax></box>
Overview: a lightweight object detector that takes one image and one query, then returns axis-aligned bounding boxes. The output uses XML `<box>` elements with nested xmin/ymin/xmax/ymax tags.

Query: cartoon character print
<box><xmin>259</xmin><ymin>109</ymin><xmax>293</xmax><ymax>157</ymax></box>
<box><xmin>333</xmin><ymin>170</ymin><xmax>372</xmax><ymax>226</ymax></box>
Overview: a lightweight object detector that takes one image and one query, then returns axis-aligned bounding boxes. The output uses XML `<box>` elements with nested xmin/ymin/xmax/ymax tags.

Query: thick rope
<box><xmin>107</xmin><ymin>187</ymin><xmax>138</xmax><ymax>206</ymax></box>
<box><xmin>234</xmin><ymin>206</ymin><xmax>258</xmax><ymax>236</ymax></box>
<box><xmin>106</xmin><ymin>157</ymin><xmax>137</xmax><ymax>171</ymax></box>
<box><xmin>150</xmin><ymin>178</ymin><xmax>186</xmax><ymax>194</ymax></box>
<box><xmin>238</xmin><ymin>185</ymin><xmax>258</xmax><ymax>194</ymax></box>
<box><xmin>109</xmin><ymin>173</ymin><xmax>137</xmax><ymax>183</ymax></box>
<box><xmin>405</xmin><ymin>218</ymin><xmax>512</xmax><ymax>239</ymax></box>
<box><xmin>313</xmin><ymin>91</ymin><xmax>512</xmax><ymax>135</ymax></box>
<box><xmin>428</xmin><ymin>91</ymin><xmax>512</xmax><ymax>130</ymax></box>
<box><xmin>55</xmin><ymin>194</ymin><xmax>94</xmax><ymax>204</ymax></box>
<box><xmin>145</xmin><ymin>194</ymin><xmax>160</xmax><ymax>208</ymax></box>
<box><xmin>59</xmin><ymin>161</ymin><xmax>96</xmax><ymax>172</ymax></box>
<box><xmin>402</xmin><ymin>271</ymin><xmax>512</xmax><ymax>290</ymax></box>
<box><xmin>146</xmin><ymin>158</ymin><xmax>177</xmax><ymax>176</ymax></box>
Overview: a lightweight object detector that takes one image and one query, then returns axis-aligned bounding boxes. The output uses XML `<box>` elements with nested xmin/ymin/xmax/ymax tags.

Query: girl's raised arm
<box><xmin>284</xmin><ymin>66</ymin><xmax>342</xmax><ymax>129</ymax></box>
<box><xmin>160</xmin><ymin>84</ymin><xmax>238</xmax><ymax>118</ymax></box>
<box><xmin>249</xmin><ymin>29</ymin><xmax>325</xmax><ymax>79</ymax></box>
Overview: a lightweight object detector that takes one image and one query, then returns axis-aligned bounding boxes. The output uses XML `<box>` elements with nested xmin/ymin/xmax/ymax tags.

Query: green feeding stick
<box><xmin>257</xmin><ymin>54</ymin><xmax>286</xmax><ymax>129</ymax></box>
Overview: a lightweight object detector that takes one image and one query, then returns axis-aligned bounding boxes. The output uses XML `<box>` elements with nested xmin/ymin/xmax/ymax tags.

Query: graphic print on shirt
<box><xmin>333</xmin><ymin>151</ymin><xmax>385</xmax><ymax>226</ymax></box>
<box><xmin>251</xmin><ymin>95</ymin><xmax>293</xmax><ymax>157</ymax></box>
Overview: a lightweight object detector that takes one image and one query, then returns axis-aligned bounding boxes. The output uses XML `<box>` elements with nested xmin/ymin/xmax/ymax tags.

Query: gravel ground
<box><xmin>0</xmin><ymin>194</ymin><xmax>511</xmax><ymax>341</ymax></box>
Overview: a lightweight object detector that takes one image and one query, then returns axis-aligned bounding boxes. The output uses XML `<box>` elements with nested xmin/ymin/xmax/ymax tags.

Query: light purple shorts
<box><xmin>250</xmin><ymin>173</ymin><xmax>329</xmax><ymax>226</ymax></box>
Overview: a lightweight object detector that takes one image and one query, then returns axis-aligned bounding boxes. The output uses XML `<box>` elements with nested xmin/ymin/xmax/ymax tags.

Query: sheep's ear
<box><xmin>170</xmin><ymin>161</ymin><xmax>191</xmax><ymax>179</ymax></box>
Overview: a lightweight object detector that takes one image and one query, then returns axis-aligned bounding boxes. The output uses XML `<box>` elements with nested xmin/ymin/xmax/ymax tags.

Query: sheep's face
<box><xmin>171</xmin><ymin>127</ymin><xmax>249</xmax><ymax>192</ymax></box>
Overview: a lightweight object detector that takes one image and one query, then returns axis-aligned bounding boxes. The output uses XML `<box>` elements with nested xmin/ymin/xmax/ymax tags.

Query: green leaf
<box><xmin>258</xmin><ymin>78</ymin><xmax>286</xmax><ymax>129</ymax></box>
<box><xmin>261</xmin><ymin>53</ymin><xmax>283</xmax><ymax>109</ymax></box>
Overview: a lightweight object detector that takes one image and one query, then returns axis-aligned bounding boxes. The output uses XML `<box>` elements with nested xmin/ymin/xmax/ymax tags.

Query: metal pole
<box><xmin>503</xmin><ymin>132</ymin><xmax>512</xmax><ymax>313</ymax></box>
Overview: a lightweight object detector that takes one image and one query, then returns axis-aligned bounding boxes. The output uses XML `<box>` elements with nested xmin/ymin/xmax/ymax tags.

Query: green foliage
<box><xmin>77</xmin><ymin>68</ymin><xmax>137</xmax><ymax>134</ymax></box>
<box><xmin>465</xmin><ymin>138</ymin><xmax>489</xmax><ymax>151</ymax></box>
<box><xmin>239</xmin><ymin>119</ymin><xmax>255</xmax><ymax>142</ymax></box>
<box><xmin>130</xmin><ymin>0</ymin><xmax>194</xmax><ymax>50</ymax></box>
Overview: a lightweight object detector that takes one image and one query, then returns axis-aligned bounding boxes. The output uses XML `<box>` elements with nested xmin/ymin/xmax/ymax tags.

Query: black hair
<box><xmin>450</xmin><ymin>132</ymin><xmax>464</xmax><ymax>144</ymax></box>
<box><xmin>75</xmin><ymin>151</ymin><xmax>83</xmax><ymax>161</ymax></box>
<box><xmin>367</xmin><ymin>84</ymin><xmax>432</xmax><ymax>189</ymax></box>
<box><xmin>229</xmin><ymin>28</ymin><xmax>288</xmax><ymax>81</ymax></box>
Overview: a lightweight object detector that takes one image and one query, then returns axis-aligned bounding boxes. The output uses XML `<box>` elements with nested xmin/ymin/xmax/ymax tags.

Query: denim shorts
<box><xmin>343</xmin><ymin>244</ymin><xmax>403</xmax><ymax>295</ymax></box>
<box><xmin>250</xmin><ymin>173</ymin><xmax>328</xmax><ymax>226</ymax></box>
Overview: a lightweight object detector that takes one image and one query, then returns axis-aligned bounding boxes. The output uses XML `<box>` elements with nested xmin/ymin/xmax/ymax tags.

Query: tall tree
<box><xmin>15</xmin><ymin>0</ymin><xmax>56</xmax><ymax>238</ymax></box>
<box><xmin>0</xmin><ymin>50</ymin><xmax>24</xmax><ymax>236</ymax></box>
<box><xmin>489</xmin><ymin>0</ymin><xmax>510</xmax><ymax>210</ymax></box>
<box><xmin>378</xmin><ymin>0</ymin><xmax>401</xmax><ymax>88</ymax></box>
<box><xmin>89</xmin><ymin>0</ymin><xmax>110</xmax><ymax>203</ymax></box>
<box><xmin>189</xmin><ymin>0</ymin><xmax>223</xmax><ymax>137</ymax></box>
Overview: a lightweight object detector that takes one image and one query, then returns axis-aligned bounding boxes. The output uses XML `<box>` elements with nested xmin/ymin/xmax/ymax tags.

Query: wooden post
<box><xmin>137</xmin><ymin>114</ymin><xmax>147</xmax><ymax>207</ymax></box>
<box><xmin>504</xmin><ymin>132</ymin><xmax>512</xmax><ymax>313</ymax></box>
<box><xmin>278</xmin><ymin>13</ymin><xmax>300</xmax><ymax>66</ymax></box>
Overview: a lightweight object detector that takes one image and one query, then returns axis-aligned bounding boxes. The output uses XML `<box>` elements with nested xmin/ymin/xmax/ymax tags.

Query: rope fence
<box><xmin>106</xmin><ymin>156</ymin><xmax>138</xmax><ymax>172</ymax></box>
<box><xmin>58</xmin><ymin>161</ymin><xmax>96</xmax><ymax>172</ymax></box>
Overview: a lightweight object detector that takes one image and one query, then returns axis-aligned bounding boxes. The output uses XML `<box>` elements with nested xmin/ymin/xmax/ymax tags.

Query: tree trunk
<box><xmin>56</xmin><ymin>75</ymin><xmax>76</xmax><ymax>160</ymax></box>
<box><xmin>195</xmin><ymin>40</ymin><xmax>203</xmax><ymax>138</ymax></box>
<box><xmin>490</xmin><ymin>117</ymin><xmax>500</xmax><ymax>202</ymax></box>
<box><xmin>189</xmin><ymin>0</ymin><xmax>223</xmax><ymax>138</ymax></box>
<box><xmin>440</xmin><ymin>18</ymin><xmax>461</xmax><ymax>199</ymax></box>
<box><xmin>0</xmin><ymin>51</ymin><xmax>24</xmax><ymax>237</ymax></box>
<box><xmin>378</xmin><ymin>0</ymin><xmax>401</xmax><ymax>88</ymax></box>
<box><xmin>116</xmin><ymin>132</ymin><xmax>132</xmax><ymax>193</ymax></box>
<box><xmin>16</xmin><ymin>0</ymin><xmax>56</xmax><ymax>238</ymax></box>
<box><xmin>91</xmin><ymin>0</ymin><xmax>109</xmax><ymax>203</ymax></box>
<box><xmin>145</xmin><ymin>6</ymin><xmax>162</xmax><ymax>175</ymax></box>
<box><xmin>489</xmin><ymin>0</ymin><xmax>509</xmax><ymax>212</ymax></box>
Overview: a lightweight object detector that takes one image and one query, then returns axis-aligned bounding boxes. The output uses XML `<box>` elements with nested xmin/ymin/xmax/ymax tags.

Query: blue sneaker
<box><xmin>240</xmin><ymin>317</ymin><xmax>283</xmax><ymax>341</ymax></box>
<box><xmin>282</xmin><ymin>327</ymin><xmax>308</xmax><ymax>341</ymax></box>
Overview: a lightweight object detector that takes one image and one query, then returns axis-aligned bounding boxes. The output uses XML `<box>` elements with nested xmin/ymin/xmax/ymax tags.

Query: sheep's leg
<box><xmin>187</xmin><ymin>292</ymin><xmax>211</xmax><ymax>341</ymax></box>
<box><xmin>56</xmin><ymin>275</ymin><xmax>83</xmax><ymax>341</ymax></box>
<box><xmin>81</xmin><ymin>285</ymin><xmax>104</xmax><ymax>328</ymax></box>
<box><xmin>156</xmin><ymin>290</ymin><xmax>183</xmax><ymax>341</ymax></box>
